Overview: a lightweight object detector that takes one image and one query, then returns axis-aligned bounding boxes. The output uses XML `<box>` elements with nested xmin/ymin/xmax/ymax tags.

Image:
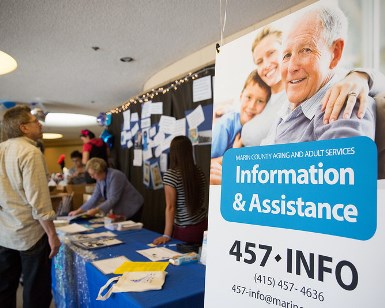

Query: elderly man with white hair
<box><xmin>261</xmin><ymin>4</ymin><xmax>376</xmax><ymax>145</ymax></box>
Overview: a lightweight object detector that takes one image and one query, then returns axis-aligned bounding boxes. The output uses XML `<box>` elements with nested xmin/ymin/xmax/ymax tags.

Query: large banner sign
<box><xmin>221</xmin><ymin>137</ymin><xmax>377</xmax><ymax>241</ymax></box>
<box><xmin>205</xmin><ymin>1</ymin><xmax>385</xmax><ymax>307</ymax></box>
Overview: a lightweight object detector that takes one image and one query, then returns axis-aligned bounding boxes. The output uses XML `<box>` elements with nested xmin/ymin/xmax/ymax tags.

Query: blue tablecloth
<box><xmin>52</xmin><ymin>226</ymin><xmax>205</xmax><ymax>308</ymax></box>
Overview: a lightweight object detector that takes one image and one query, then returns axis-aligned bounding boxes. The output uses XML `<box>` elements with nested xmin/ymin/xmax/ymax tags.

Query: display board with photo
<box><xmin>205</xmin><ymin>1</ymin><xmax>385</xmax><ymax>307</ymax></box>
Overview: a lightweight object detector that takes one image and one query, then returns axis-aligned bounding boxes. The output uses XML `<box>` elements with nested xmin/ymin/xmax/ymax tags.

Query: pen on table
<box><xmin>163</xmin><ymin>243</ymin><xmax>177</xmax><ymax>247</ymax></box>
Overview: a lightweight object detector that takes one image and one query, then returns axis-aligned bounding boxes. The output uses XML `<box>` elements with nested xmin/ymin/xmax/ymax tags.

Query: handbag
<box><xmin>96</xmin><ymin>271</ymin><xmax>167</xmax><ymax>300</ymax></box>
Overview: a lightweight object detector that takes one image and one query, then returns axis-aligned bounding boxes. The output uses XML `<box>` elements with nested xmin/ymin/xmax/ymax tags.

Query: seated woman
<box><xmin>68</xmin><ymin>158</ymin><xmax>143</xmax><ymax>220</ymax></box>
<box><xmin>153</xmin><ymin>136</ymin><xmax>208</xmax><ymax>245</ymax></box>
<box><xmin>67</xmin><ymin>150</ymin><xmax>86</xmax><ymax>184</ymax></box>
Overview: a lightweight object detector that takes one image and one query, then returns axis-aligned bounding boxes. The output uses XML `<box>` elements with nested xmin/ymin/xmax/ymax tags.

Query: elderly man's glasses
<box><xmin>22</xmin><ymin>118</ymin><xmax>39</xmax><ymax>125</ymax></box>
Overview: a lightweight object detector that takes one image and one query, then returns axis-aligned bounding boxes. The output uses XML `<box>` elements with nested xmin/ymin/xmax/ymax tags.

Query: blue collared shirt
<box><xmin>262</xmin><ymin>75</ymin><xmax>376</xmax><ymax>145</ymax></box>
<box><xmin>211</xmin><ymin>111</ymin><xmax>241</xmax><ymax>158</ymax></box>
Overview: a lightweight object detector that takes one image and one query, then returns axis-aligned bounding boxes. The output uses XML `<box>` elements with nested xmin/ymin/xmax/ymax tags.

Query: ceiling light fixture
<box><xmin>43</xmin><ymin>133</ymin><xmax>63</xmax><ymax>140</ymax></box>
<box><xmin>120</xmin><ymin>57</ymin><xmax>134</xmax><ymax>62</ymax></box>
<box><xmin>0</xmin><ymin>50</ymin><xmax>17</xmax><ymax>75</ymax></box>
<box><xmin>44</xmin><ymin>113</ymin><xmax>97</xmax><ymax>127</ymax></box>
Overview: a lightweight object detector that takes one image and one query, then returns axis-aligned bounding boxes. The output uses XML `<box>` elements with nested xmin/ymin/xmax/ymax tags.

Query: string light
<box><xmin>106</xmin><ymin>66</ymin><xmax>214</xmax><ymax>115</ymax></box>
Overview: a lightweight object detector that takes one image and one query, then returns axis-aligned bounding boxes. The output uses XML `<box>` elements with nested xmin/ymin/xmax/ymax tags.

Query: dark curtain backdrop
<box><xmin>108</xmin><ymin>65</ymin><xmax>214</xmax><ymax>233</ymax></box>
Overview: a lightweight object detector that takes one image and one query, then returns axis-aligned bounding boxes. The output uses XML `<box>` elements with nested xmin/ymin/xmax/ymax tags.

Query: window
<box><xmin>338</xmin><ymin>0</ymin><xmax>384</xmax><ymax>72</ymax></box>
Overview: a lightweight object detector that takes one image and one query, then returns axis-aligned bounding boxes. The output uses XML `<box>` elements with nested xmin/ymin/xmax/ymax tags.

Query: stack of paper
<box><xmin>71</xmin><ymin>237</ymin><xmax>122</xmax><ymax>250</ymax></box>
<box><xmin>136</xmin><ymin>247</ymin><xmax>180</xmax><ymax>261</ymax></box>
<box><xmin>104</xmin><ymin>220</ymin><xmax>143</xmax><ymax>231</ymax></box>
<box><xmin>53</xmin><ymin>219</ymin><xmax>69</xmax><ymax>227</ymax></box>
<box><xmin>68</xmin><ymin>231</ymin><xmax>122</xmax><ymax>249</ymax></box>
<box><xmin>56</xmin><ymin>223</ymin><xmax>90</xmax><ymax>234</ymax></box>
<box><xmin>56</xmin><ymin>213</ymin><xmax>88</xmax><ymax>222</ymax></box>
<box><xmin>69</xmin><ymin>231</ymin><xmax>117</xmax><ymax>241</ymax></box>
<box><xmin>92</xmin><ymin>256</ymin><xmax>131</xmax><ymax>274</ymax></box>
<box><xmin>117</xmin><ymin>221</ymin><xmax>143</xmax><ymax>231</ymax></box>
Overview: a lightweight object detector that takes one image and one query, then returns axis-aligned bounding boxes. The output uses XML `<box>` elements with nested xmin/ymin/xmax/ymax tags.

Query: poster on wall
<box><xmin>193</xmin><ymin>75</ymin><xmax>212</xmax><ymax>103</ymax></box>
<box><xmin>185</xmin><ymin>104</ymin><xmax>213</xmax><ymax>145</ymax></box>
<box><xmin>143</xmin><ymin>161</ymin><xmax>150</xmax><ymax>187</ymax></box>
<box><xmin>205</xmin><ymin>1</ymin><xmax>385</xmax><ymax>307</ymax></box>
<box><xmin>150</xmin><ymin>161</ymin><xmax>163</xmax><ymax>190</ymax></box>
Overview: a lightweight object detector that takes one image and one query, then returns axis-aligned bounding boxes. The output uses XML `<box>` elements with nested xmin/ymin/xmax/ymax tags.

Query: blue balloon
<box><xmin>101</xmin><ymin>129</ymin><xmax>114</xmax><ymax>148</ymax></box>
<box><xmin>2</xmin><ymin>101</ymin><xmax>16</xmax><ymax>109</ymax></box>
<box><xmin>106</xmin><ymin>114</ymin><xmax>112</xmax><ymax>126</ymax></box>
<box><xmin>96</xmin><ymin>112</ymin><xmax>107</xmax><ymax>126</ymax></box>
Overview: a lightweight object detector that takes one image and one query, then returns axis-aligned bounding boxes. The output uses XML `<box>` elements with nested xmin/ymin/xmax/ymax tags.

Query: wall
<box><xmin>143</xmin><ymin>0</ymin><xmax>314</xmax><ymax>92</ymax></box>
<box><xmin>44</xmin><ymin>142</ymin><xmax>83</xmax><ymax>174</ymax></box>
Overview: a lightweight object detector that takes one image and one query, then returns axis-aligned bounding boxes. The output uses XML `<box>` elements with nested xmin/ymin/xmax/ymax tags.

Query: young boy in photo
<box><xmin>211</xmin><ymin>69</ymin><xmax>271</xmax><ymax>158</ymax></box>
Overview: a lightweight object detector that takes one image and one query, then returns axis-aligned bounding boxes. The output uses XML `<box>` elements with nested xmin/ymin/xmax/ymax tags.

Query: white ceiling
<box><xmin>0</xmin><ymin>0</ymin><xmax>305</xmax><ymax>143</ymax></box>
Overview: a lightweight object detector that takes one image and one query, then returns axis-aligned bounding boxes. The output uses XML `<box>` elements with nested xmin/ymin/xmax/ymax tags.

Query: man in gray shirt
<box><xmin>261</xmin><ymin>4</ymin><xmax>376</xmax><ymax>145</ymax></box>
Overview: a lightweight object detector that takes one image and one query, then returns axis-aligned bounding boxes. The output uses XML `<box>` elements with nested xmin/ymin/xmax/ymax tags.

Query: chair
<box><xmin>66</xmin><ymin>184</ymin><xmax>87</xmax><ymax>210</ymax></box>
<box><xmin>56</xmin><ymin>192</ymin><xmax>74</xmax><ymax>216</ymax></box>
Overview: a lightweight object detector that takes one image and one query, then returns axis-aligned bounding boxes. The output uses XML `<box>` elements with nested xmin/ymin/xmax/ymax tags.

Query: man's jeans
<box><xmin>0</xmin><ymin>234</ymin><xmax>52</xmax><ymax>308</ymax></box>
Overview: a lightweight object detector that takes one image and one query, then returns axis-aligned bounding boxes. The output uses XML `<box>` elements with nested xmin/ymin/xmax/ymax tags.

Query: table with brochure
<box><xmin>51</xmin><ymin>219</ymin><xmax>206</xmax><ymax>307</ymax></box>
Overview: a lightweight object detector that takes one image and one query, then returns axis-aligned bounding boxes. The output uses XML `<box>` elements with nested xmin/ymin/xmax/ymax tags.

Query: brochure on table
<box><xmin>205</xmin><ymin>1</ymin><xmax>385</xmax><ymax>307</ymax></box>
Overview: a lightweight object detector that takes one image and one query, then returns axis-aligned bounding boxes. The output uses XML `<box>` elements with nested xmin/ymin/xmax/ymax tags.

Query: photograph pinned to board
<box><xmin>134</xmin><ymin>130</ymin><xmax>143</xmax><ymax>149</ymax></box>
<box><xmin>150</xmin><ymin>161</ymin><xmax>163</xmax><ymax>190</ymax></box>
<box><xmin>143</xmin><ymin>123</ymin><xmax>161</xmax><ymax>161</ymax></box>
<box><xmin>185</xmin><ymin>104</ymin><xmax>213</xmax><ymax>145</ymax></box>
<box><xmin>142</xmin><ymin>128</ymin><xmax>150</xmax><ymax>151</ymax></box>
<box><xmin>143</xmin><ymin>161</ymin><xmax>150</xmax><ymax>187</ymax></box>
<box><xmin>188</xmin><ymin>127</ymin><xmax>199</xmax><ymax>145</ymax></box>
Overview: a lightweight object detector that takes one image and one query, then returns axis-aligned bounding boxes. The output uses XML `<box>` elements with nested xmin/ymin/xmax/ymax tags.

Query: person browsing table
<box><xmin>153</xmin><ymin>136</ymin><xmax>208</xmax><ymax>245</ymax></box>
<box><xmin>69</xmin><ymin>158</ymin><xmax>143</xmax><ymax>220</ymax></box>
